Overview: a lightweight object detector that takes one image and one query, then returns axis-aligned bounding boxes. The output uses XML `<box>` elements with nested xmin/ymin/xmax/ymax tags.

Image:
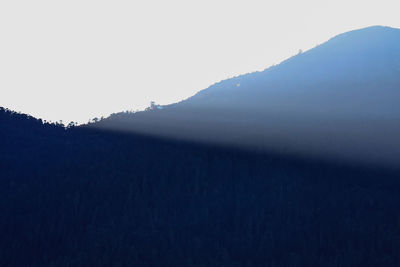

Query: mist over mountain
<box><xmin>95</xmin><ymin>26</ymin><xmax>400</xmax><ymax>166</ymax></box>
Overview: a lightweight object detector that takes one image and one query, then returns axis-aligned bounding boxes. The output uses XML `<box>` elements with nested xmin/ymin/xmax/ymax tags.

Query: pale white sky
<box><xmin>1</xmin><ymin>0</ymin><xmax>399</xmax><ymax>123</ymax></box>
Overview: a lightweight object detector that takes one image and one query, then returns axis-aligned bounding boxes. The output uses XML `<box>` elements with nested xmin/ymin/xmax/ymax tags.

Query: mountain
<box><xmin>2</xmin><ymin>26</ymin><xmax>400</xmax><ymax>266</ymax></box>
<box><xmin>94</xmin><ymin>26</ymin><xmax>400</xmax><ymax>166</ymax></box>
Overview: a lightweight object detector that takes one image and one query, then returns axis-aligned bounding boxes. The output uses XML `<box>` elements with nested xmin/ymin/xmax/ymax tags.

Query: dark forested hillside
<box><xmin>94</xmin><ymin>26</ymin><xmax>400</xmax><ymax>167</ymax></box>
<box><xmin>1</xmin><ymin>107</ymin><xmax>400</xmax><ymax>266</ymax></box>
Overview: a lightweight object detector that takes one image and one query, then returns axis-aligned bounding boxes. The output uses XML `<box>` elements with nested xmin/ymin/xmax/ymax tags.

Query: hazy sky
<box><xmin>1</xmin><ymin>0</ymin><xmax>399</xmax><ymax>123</ymax></box>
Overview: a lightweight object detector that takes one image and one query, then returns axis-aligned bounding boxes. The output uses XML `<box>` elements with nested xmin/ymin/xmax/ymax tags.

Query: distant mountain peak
<box><xmin>331</xmin><ymin>25</ymin><xmax>398</xmax><ymax>38</ymax></box>
<box><xmin>95</xmin><ymin>26</ymin><xmax>400</xmax><ymax>166</ymax></box>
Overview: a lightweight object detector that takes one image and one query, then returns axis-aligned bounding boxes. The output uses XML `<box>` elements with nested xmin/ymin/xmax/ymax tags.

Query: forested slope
<box><xmin>1</xmin><ymin>107</ymin><xmax>400</xmax><ymax>266</ymax></box>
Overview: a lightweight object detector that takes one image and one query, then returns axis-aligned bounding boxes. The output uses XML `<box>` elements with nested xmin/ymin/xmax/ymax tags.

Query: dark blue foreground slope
<box><xmin>1</xmin><ymin>107</ymin><xmax>400</xmax><ymax>266</ymax></box>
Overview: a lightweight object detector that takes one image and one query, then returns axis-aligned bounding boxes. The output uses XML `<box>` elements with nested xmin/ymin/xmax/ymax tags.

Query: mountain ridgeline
<box><xmin>94</xmin><ymin>26</ymin><xmax>400</xmax><ymax>166</ymax></box>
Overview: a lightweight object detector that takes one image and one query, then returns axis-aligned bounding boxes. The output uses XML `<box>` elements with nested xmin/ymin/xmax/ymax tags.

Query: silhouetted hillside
<box><xmin>94</xmin><ymin>26</ymin><xmax>400</xmax><ymax>166</ymax></box>
<box><xmin>1</xmin><ymin>107</ymin><xmax>400</xmax><ymax>266</ymax></box>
